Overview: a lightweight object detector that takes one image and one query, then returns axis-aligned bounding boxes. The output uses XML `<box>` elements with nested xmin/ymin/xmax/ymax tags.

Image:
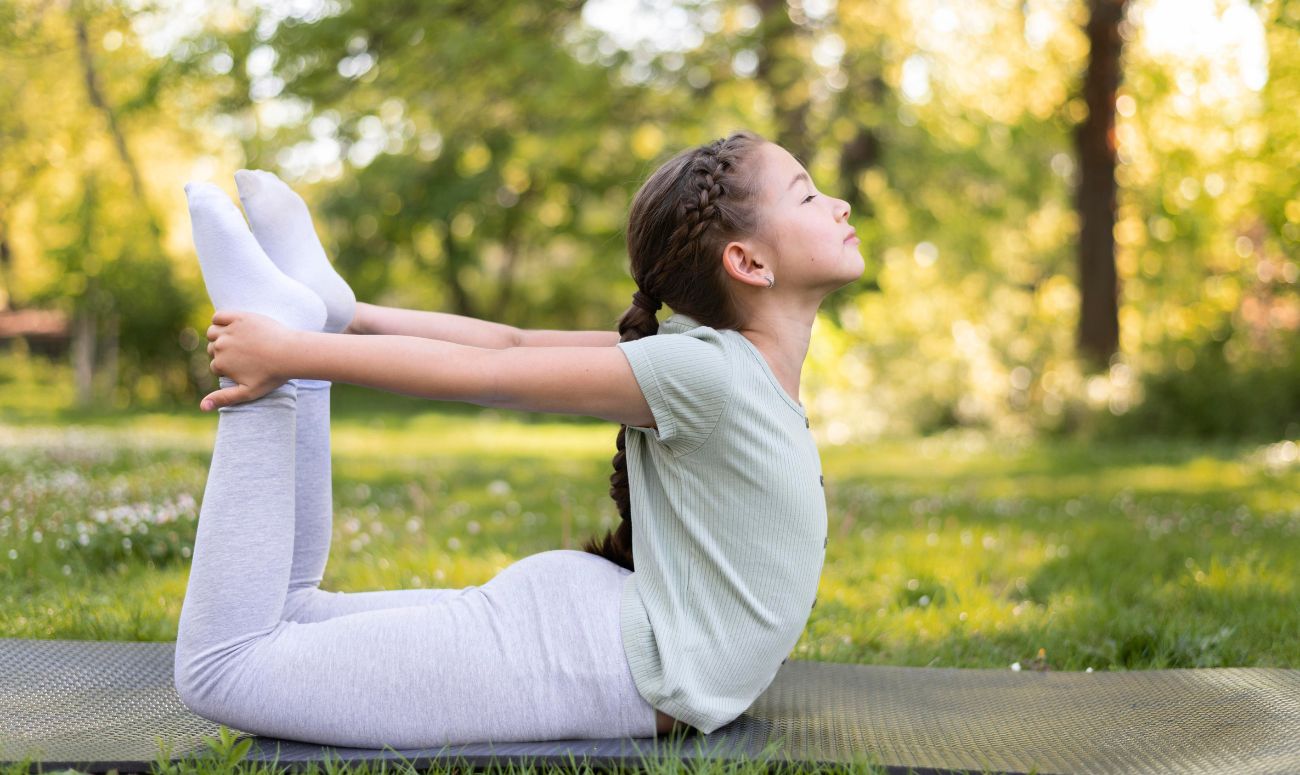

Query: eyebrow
<box><xmin>788</xmin><ymin>172</ymin><xmax>810</xmax><ymax>190</ymax></box>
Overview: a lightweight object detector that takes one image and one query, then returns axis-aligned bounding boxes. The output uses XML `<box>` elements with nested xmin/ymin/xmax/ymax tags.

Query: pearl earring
<box><xmin>765</xmin><ymin>275</ymin><xmax>775</xmax><ymax>289</ymax></box>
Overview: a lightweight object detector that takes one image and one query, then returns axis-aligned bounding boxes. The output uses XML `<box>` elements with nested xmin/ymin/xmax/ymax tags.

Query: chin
<box><xmin>839</xmin><ymin>255</ymin><xmax>867</xmax><ymax>284</ymax></box>
<box><xmin>814</xmin><ymin>254</ymin><xmax>867</xmax><ymax>296</ymax></box>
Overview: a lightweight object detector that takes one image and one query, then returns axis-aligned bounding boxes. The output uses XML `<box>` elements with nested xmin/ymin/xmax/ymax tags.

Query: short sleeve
<box><xmin>616</xmin><ymin>329</ymin><xmax>733</xmax><ymax>455</ymax></box>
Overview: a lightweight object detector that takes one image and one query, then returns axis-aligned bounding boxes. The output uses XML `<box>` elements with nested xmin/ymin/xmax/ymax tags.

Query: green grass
<box><xmin>2</xmin><ymin>724</ymin><xmax>888</xmax><ymax>775</ymax></box>
<box><xmin>1</xmin><ymin>356</ymin><xmax>1297</xmax><ymax>775</ymax></box>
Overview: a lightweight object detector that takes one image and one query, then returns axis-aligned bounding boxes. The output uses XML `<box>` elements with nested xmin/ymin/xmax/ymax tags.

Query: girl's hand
<box><xmin>200</xmin><ymin>310</ymin><xmax>295</xmax><ymax>411</ymax></box>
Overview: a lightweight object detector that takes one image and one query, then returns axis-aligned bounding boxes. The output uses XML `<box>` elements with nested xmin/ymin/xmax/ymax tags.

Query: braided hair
<box><xmin>581</xmin><ymin>130</ymin><xmax>767</xmax><ymax>572</ymax></box>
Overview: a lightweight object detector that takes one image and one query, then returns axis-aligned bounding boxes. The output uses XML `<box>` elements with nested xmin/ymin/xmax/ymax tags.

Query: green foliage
<box><xmin>170</xmin><ymin>0</ymin><xmax>687</xmax><ymax>328</ymax></box>
<box><xmin>0</xmin><ymin>0</ymin><xmax>213</xmax><ymax>408</ymax></box>
<box><xmin>1110</xmin><ymin>327</ymin><xmax>1300</xmax><ymax>439</ymax></box>
<box><xmin>1</xmin><ymin>0</ymin><xmax>1297</xmax><ymax>435</ymax></box>
<box><xmin>202</xmin><ymin>726</ymin><xmax>254</xmax><ymax>771</ymax></box>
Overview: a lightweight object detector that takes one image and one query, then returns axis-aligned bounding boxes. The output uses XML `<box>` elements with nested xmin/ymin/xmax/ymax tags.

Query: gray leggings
<box><xmin>174</xmin><ymin>379</ymin><xmax>659</xmax><ymax>748</ymax></box>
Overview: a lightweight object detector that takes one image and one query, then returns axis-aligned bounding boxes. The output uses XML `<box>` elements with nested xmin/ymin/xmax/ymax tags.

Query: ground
<box><xmin>1</xmin><ymin>361</ymin><xmax>1297</xmax><ymax>774</ymax></box>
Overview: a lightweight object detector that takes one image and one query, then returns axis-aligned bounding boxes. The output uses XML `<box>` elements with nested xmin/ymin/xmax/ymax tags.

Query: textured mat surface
<box><xmin>0</xmin><ymin>638</ymin><xmax>1298</xmax><ymax>774</ymax></box>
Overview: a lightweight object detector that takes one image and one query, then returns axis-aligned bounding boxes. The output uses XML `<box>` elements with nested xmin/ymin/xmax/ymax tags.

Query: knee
<box><xmin>172</xmin><ymin>639</ymin><xmax>254</xmax><ymax>723</ymax></box>
<box><xmin>172</xmin><ymin>649</ymin><xmax>217</xmax><ymax>719</ymax></box>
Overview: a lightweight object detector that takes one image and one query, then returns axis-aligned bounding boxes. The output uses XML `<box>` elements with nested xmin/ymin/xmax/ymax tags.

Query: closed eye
<box><xmin>802</xmin><ymin>194</ymin><xmax>817</xmax><ymax>204</ymax></box>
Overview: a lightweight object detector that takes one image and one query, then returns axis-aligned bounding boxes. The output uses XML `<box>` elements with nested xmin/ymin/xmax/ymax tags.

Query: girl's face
<box><xmin>749</xmin><ymin>142</ymin><xmax>865</xmax><ymax>295</ymax></box>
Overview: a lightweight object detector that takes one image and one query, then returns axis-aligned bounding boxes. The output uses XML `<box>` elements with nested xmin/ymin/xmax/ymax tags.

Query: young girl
<box><xmin>175</xmin><ymin>130</ymin><xmax>863</xmax><ymax>748</ymax></box>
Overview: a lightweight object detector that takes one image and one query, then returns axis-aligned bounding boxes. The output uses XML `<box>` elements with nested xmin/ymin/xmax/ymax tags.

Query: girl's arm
<box><xmin>346</xmin><ymin>302</ymin><xmax>619</xmax><ymax>348</ymax></box>
<box><xmin>201</xmin><ymin>310</ymin><xmax>654</xmax><ymax>427</ymax></box>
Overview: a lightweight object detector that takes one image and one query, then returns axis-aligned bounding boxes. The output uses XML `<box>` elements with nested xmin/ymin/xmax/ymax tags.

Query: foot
<box><xmin>235</xmin><ymin>169</ymin><xmax>357</xmax><ymax>334</ymax></box>
<box><xmin>185</xmin><ymin>182</ymin><xmax>327</xmax><ymax>333</ymax></box>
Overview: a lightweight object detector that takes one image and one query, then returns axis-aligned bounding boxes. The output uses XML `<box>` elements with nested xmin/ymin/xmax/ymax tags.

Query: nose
<box><xmin>834</xmin><ymin>197</ymin><xmax>850</xmax><ymax>221</ymax></box>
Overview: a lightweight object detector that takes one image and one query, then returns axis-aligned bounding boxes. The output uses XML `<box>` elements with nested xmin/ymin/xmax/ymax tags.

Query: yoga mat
<box><xmin>1</xmin><ymin>639</ymin><xmax>1297</xmax><ymax>774</ymax></box>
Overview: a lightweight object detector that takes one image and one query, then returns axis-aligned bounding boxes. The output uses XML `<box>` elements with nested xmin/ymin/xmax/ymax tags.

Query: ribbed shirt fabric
<box><xmin>614</xmin><ymin>313</ymin><xmax>829</xmax><ymax>734</ymax></box>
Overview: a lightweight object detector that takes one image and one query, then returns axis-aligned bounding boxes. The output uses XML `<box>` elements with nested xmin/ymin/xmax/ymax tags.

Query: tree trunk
<box><xmin>441</xmin><ymin>231</ymin><xmax>477</xmax><ymax>318</ymax></box>
<box><xmin>73</xmin><ymin>8</ymin><xmax>162</xmax><ymax>241</ymax></box>
<box><xmin>492</xmin><ymin>241</ymin><xmax>521</xmax><ymax>322</ymax></box>
<box><xmin>72</xmin><ymin>309</ymin><xmax>96</xmax><ymax>408</ymax></box>
<box><xmin>101</xmin><ymin>311</ymin><xmax>119</xmax><ymax>404</ymax></box>
<box><xmin>1076</xmin><ymin>0</ymin><xmax>1127</xmax><ymax>368</ymax></box>
<box><xmin>491</xmin><ymin>201</ymin><xmax>526</xmax><ymax>322</ymax></box>
<box><xmin>0</xmin><ymin>220</ymin><xmax>10</xmax><ymax>311</ymax></box>
<box><xmin>837</xmin><ymin>74</ymin><xmax>886</xmax><ymax>218</ymax></box>
<box><xmin>754</xmin><ymin>0</ymin><xmax>813</xmax><ymax>163</ymax></box>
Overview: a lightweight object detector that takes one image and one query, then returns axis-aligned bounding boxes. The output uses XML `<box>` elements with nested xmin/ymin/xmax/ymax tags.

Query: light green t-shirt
<box><xmin>615</xmin><ymin>313</ymin><xmax>828</xmax><ymax>734</ymax></box>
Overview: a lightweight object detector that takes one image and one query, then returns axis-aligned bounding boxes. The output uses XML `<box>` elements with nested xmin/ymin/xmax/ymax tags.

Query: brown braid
<box><xmin>581</xmin><ymin>131</ymin><xmax>767</xmax><ymax>572</ymax></box>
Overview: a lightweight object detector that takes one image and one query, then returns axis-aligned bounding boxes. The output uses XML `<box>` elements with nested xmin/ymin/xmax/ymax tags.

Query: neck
<box><xmin>737</xmin><ymin>299</ymin><xmax>819</xmax><ymax>405</ymax></box>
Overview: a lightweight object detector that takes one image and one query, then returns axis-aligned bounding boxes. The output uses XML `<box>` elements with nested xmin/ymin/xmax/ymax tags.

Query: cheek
<box><xmin>802</xmin><ymin>223</ymin><xmax>833</xmax><ymax>258</ymax></box>
<box><xmin>764</xmin><ymin>216</ymin><xmax>823</xmax><ymax>263</ymax></box>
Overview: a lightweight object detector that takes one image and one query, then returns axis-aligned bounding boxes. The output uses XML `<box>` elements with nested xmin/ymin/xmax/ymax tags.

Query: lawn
<box><xmin>2</xmin><ymin>356</ymin><xmax>1297</xmax><ymax>774</ymax></box>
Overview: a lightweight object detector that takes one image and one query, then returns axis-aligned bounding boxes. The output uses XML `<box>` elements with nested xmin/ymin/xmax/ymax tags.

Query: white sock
<box><xmin>185</xmin><ymin>182</ymin><xmax>327</xmax><ymax>333</ymax></box>
<box><xmin>235</xmin><ymin>169</ymin><xmax>357</xmax><ymax>334</ymax></box>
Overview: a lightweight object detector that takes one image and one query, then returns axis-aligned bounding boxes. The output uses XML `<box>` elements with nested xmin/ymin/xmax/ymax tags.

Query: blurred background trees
<box><xmin>0</xmin><ymin>0</ymin><xmax>1296</xmax><ymax>442</ymax></box>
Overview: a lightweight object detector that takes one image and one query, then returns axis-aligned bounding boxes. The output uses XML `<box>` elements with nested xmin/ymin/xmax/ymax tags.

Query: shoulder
<box><xmin>614</xmin><ymin>318</ymin><xmax>737</xmax><ymax>452</ymax></box>
<box><xmin>615</xmin><ymin>320</ymin><xmax>736</xmax><ymax>377</ymax></box>
<box><xmin>630</xmin><ymin>315</ymin><xmax>737</xmax><ymax>351</ymax></box>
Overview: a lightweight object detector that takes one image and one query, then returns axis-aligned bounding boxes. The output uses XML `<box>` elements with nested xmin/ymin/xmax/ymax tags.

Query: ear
<box><xmin>720</xmin><ymin>240</ymin><xmax>770</xmax><ymax>289</ymax></box>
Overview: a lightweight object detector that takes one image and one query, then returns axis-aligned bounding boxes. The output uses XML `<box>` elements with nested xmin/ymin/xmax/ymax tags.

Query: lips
<box><xmin>843</xmin><ymin>230</ymin><xmax>859</xmax><ymax>244</ymax></box>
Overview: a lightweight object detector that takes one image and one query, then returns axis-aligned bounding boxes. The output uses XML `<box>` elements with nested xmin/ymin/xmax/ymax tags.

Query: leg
<box><xmin>176</xmin><ymin>179</ymin><xmax>328</xmax><ymax>668</ymax></box>
<box><xmin>198</xmin><ymin>174</ymin><xmax>449</xmax><ymax>622</ymax></box>
<box><xmin>177</xmin><ymin>182</ymin><xmax>658</xmax><ymax>744</ymax></box>
<box><xmin>177</xmin><ymin>543</ymin><xmax>660</xmax><ymax>747</ymax></box>
<box><xmin>175</xmin><ymin>379</ymin><xmax>300</xmax><ymax>691</ymax></box>
<box><xmin>282</xmin><ymin>378</ymin><xmax>460</xmax><ymax>623</ymax></box>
